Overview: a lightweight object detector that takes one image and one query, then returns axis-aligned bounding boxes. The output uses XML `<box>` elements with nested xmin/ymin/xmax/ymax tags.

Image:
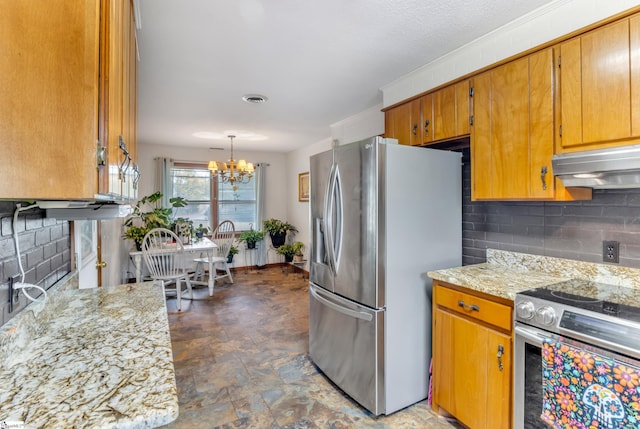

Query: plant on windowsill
<box><xmin>238</xmin><ymin>229</ymin><xmax>264</xmax><ymax>249</ymax></box>
<box><xmin>123</xmin><ymin>191</ymin><xmax>188</xmax><ymax>251</ymax></box>
<box><xmin>262</xmin><ymin>218</ymin><xmax>298</xmax><ymax>248</ymax></box>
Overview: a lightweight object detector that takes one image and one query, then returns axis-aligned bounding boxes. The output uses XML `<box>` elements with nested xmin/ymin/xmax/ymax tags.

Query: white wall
<box><xmin>382</xmin><ymin>0</ymin><xmax>640</xmax><ymax>106</ymax></box>
<box><xmin>285</xmin><ymin>138</ymin><xmax>333</xmax><ymax>267</ymax></box>
<box><xmin>330</xmin><ymin>103</ymin><xmax>385</xmax><ymax>145</ymax></box>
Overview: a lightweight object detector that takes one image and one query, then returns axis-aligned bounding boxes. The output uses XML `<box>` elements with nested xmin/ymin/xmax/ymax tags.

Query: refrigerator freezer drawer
<box><xmin>309</xmin><ymin>283</ymin><xmax>385</xmax><ymax>415</ymax></box>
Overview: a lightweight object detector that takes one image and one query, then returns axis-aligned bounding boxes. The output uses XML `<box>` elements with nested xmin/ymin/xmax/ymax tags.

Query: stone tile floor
<box><xmin>162</xmin><ymin>267</ymin><xmax>463</xmax><ymax>428</ymax></box>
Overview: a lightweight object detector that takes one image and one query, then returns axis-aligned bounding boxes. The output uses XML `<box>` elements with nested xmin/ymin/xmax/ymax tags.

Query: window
<box><xmin>170</xmin><ymin>164</ymin><xmax>257</xmax><ymax>231</ymax></box>
<box><xmin>217</xmin><ymin>179</ymin><xmax>257</xmax><ymax>231</ymax></box>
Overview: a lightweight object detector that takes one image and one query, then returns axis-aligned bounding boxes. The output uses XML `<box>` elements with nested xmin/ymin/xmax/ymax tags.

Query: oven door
<box><xmin>513</xmin><ymin>323</ymin><xmax>556</xmax><ymax>429</ymax></box>
<box><xmin>515</xmin><ymin>322</ymin><xmax>640</xmax><ymax>429</ymax></box>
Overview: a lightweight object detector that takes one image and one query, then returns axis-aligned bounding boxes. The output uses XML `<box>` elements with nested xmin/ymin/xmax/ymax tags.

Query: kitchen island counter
<box><xmin>0</xmin><ymin>277</ymin><xmax>178</xmax><ymax>428</ymax></box>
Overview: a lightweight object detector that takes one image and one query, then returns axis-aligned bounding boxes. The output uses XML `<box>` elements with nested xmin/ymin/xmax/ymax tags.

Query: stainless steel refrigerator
<box><xmin>309</xmin><ymin>136</ymin><xmax>461</xmax><ymax>415</ymax></box>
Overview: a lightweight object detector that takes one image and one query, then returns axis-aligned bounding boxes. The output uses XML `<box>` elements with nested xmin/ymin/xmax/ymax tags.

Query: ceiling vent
<box><xmin>242</xmin><ymin>94</ymin><xmax>268</xmax><ymax>104</ymax></box>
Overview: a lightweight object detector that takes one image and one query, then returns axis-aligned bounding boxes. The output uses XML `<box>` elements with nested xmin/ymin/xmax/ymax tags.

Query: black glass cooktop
<box><xmin>519</xmin><ymin>279</ymin><xmax>640</xmax><ymax>324</ymax></box>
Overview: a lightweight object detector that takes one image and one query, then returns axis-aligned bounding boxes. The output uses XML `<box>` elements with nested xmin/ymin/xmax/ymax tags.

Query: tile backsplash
<box><xmin>0</xmin><ymin>202</ymin><xmax>70</xmax><ymax>326</ymax></box>
<box><xmin>462</xmin><ymin>148</ymin><xmax>640</xmax><ymax>268</ymax></box>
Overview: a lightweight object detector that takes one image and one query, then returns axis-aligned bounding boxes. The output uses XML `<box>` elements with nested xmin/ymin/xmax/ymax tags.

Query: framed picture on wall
<box><xmin>298</xmin><ymin>172</ymin><xmax>309</xmax><ymax>202</ymax></box>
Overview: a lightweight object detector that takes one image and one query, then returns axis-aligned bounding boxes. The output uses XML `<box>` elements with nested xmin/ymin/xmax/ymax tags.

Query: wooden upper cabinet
<box><xmin>100</xmin><ymin>0</ymin><xmax>138</xmax><ymax>200</ymax></box>
<box><xmin>472</xmin><ymin>48</ymin><xmax>591</xmax><ymax>201</ymax></box>
<box><xmin>433</xmin><ymin>85</ymin><xmax>455</xmax><ymax>141</ymax></box>
<box><xmin>384</xmin><ymin>80</ymin><xmax>470</xmax><ymax>146</ymax></box>
<box><xmin>0</xmin><ymin>0</ymin><xmax>137</xmax><ymax>201</ymax></box>
<box><xmin>385</xmin><ymin>101</ymin><xmax>412</xmax><ymax>145</ymax></box>
<box><xmin>472</xmin><ymin>56</ymin><xmax>533</xmax><ymax>200</ymax></box>
<box><xmin>529</xmin><ymin>49</ymin><xmax>556</xmax><ymax>199</ymax></box>
<box><xmin>490</xmin><ymin>57</ymin><xmax>531</xmax><ymax>200</ymax></box>
<box><xmin>420</xmin><ymin>94</ymin><xmax>433</xmax><ymax>145</ymax></box>
<box><xmin>559</xmin><ymin>16</ymin><xmax>640</xmax><ymax>151</ymax></box>
<box><xmin>471</xmin><ymin>71</ymin><xmax>492</xmax><ymax>200</ymax></box>
<box><xmin>410</xmin><ymin>97</ymin><xmax>423</xmax><ymax>146</ymax></box>
<box><xmin>0</xmin><ymin>1</ymin><xmax>100</xmax><ymax>199</ymax></box>
<box><xmin>432</xmin><ymin>80</ymin><xmax>470</xmax><ymax>142</ymax></box>
<box><xmin>455</xmin><ymin>80</ymin><xmax>470</xmax><ymax>136</ymax></box>
<box><xmin>384</xmin><ymin>98</ymin><xmax>422</xmax><ymax>146</ymax></box>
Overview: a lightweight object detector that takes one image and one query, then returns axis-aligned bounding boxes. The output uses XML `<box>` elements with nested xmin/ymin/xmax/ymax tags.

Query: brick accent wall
<box><xmin>0</xmin><ymin>202</ymin><xmax>71</xmax><ymax>325</ymax></box>
<box><xmin>462</xmin><ymin>148</ymin><xmax>640</xmax><ymax>268</ymax></box>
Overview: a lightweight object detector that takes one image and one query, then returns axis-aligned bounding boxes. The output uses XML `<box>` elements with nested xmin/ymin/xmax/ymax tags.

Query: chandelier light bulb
<box><xmin>208</xmin><ymin>135</ymin><xmax>254</xmax><ymax>187</ymax></box>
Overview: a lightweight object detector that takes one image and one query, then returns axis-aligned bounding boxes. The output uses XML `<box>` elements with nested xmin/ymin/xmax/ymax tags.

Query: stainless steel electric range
<box><xmin>513</xmin><ymin>279</ymin><xmax>640</xmax><ymax>429</ymax></box>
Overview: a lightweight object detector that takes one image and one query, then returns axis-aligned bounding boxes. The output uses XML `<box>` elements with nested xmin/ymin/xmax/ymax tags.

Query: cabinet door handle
<box><xmin>458</xmin><ymin>300</ymin><xmax>479</xmax><ymax>312</ymax></box>
<box><xmin>497</xmin><ymin>344</ymin><xmax>504</xmax><ymax>371</ymax></box>
<box><xmin>424</xmin><ymin>120</ymin><xmax>430</xmax><ymax>135</ymax></box>
<box><xmin>412</xmin><ymin>123</ymin><xmax>418</xmax><ymax>137</ymax></box>
<box><xmin>541</xmin><ymin>166</ymin><xmax>548</xmax><ymax>191</ymax></box>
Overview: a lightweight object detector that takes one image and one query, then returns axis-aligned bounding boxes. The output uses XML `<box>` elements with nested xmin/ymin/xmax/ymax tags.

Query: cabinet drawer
<box><xmin>434</xmin><ymin>285</ymin><xmax>512</xmax><ymax>331</ymax></box>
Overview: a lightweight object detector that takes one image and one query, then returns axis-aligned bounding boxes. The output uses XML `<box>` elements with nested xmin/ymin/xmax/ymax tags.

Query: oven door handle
<box><xmin>514</xmin><ymin>324</ymin><xmax>549</xmax><ymax>347</ymax></box>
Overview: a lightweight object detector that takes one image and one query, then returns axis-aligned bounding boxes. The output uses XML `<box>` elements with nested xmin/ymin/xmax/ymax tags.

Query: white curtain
<box><xmin>255</xmin><ymin>163</ymin><xmax>267</xmax><ymax>267</ymax></box>
<box><xmin>154</xmin><ymin>157</ymin><xmax>173</xmax><ymax>206</ymax></box>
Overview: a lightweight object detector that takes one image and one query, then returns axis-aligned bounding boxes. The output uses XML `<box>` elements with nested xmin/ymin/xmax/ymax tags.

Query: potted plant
<box><xmin>171</xmin><ymin>217</ymin><xmax>193</xmax><ymax>244</ymax></box>
<box><xmin>291</xmin><ymin>241</ymin><xmax>305</xmax><ymax>262</ymax></box>
<box><xmin>227</xmin><ymin>245</ymin><xmax>239</xmax><ymax>263</ymax></box>
<box><xmin>123</xmin><ymin>191</ymin><xmax>188</xmax><ymax>251</ymax></box>
<box><xmin>276</xmin><ymin>244</ymin><xmax>297</xmax><ymax>262</ymax></box>
<box><xmin>238</xmin><ymin>229</ymin><xmax>264</xmax><ymax>249</ymax></box>
<box><xmin>123</xmin><ymin>226</ymin><xmax>149</xmax><ymax>251</ymax></box>
<box><xmin>263</xmin><ymin>218</ymin><xmax>298</xmax><ymax>248</ymax></box>
<box><xmin>195</xmin><ymin>223</ymin><xmax>210</xmax><ymax>239</ymax></box>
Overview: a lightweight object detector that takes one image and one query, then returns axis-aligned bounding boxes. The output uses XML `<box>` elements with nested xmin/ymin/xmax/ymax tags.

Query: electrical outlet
<box><xmin>603</xmin><ymin>240</ymin><xmax>620</xmax><ymax>264</ymax></box>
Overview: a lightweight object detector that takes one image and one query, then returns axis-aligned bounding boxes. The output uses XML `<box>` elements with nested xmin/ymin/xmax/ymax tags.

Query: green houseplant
<box><xmin>227</xmin><ymin>245</ymin><xmax>239</xmax><ymax>263</ymax></box>
<box><xmin>171</xmin><ymin>217</ymin><xmax>193</xmax><ymax>244</ymax></box>
<box><xmin>263</xmin><ymin>218</ymin><xmax>298</xmax><ymax>248</ymax></box>
<box><xmin>277</xmin><ymin>241</ymin><xmax>304</xmax><ymax>263</ymax></box>
<box><xmin>291</xmin><ymin>241</ymin><xmax>305</xmax><ymax>262</ymax></box>
<box><xmin>238</xmin><ymin>229</ymin><xmax>264</xmax><ymax>249</ymax></box>
<box><xmin>276</xmin><ymin>241</ymin><xmax>304</xmax><ymax>263</ymax></box>
<box><xmin>123</xmin><ymin>191</ymin><xmax>188</xmax><ymax>250</ymax></box>
<box><xmin>276</xmin><ymin>244</ymin><xmax>297</xmax><ymax>262</ymax></box>
<box><xmin>195</xmin><ymin>223</ymin><xmax>210</xmax><ymax>239</ymax></box>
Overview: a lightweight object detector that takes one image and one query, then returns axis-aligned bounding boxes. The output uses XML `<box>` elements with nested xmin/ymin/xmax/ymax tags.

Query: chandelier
<box><xmin>208</xmin><ymin>135</ymin><xmax>255</xmax><ymax>190</ymax></box>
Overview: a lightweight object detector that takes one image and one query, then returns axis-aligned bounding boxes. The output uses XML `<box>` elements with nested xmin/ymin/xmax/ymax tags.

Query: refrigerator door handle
<box><xmin>310</xmin><ymin>286</ymin><xmax>373</xmax><ymax>322</ymax></box>
<box><xmin>324</xmin><ymin>164</ymin><xmax>337</xmax><ymax>274</ymax></box>
<box><xmin>332</xmin><ymin>166</ymin><xmax>343</xmax><ymax>271</ymax></box>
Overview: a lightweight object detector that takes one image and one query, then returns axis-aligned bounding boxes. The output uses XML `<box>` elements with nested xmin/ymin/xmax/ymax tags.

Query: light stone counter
<box><xmin>0</xmin><ymin>274</ymin><xmax>178</xmax><ymax>428</ymax></box>
<box><xmin>428</xmin><ymin>249</ymin><xmax>640</xmax><ymax>302</ymax></box>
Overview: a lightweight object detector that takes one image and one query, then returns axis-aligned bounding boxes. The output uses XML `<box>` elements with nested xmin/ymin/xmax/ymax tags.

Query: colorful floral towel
<box><xmin>541</xmin><ymin>338</ymin><xmax>640</xmax><ymax>428</ymax></box>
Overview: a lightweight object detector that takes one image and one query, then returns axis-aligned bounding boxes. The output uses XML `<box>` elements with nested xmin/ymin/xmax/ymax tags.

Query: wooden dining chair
<box><xmin>193</xmin><ymin>220</ymin><xmax>235</xmax><ymax>289</ymax></box>
<box><xmin>142</xmin><ymin>227</ymin><xmax>193</xmax><ymax>311</ymax></box>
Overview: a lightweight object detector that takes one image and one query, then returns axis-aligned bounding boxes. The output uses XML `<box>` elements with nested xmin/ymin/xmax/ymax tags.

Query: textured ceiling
<box><xmin>137</xmin><ymin>0</ymin><xmax>555</xmax><ymax>153</ymax></box>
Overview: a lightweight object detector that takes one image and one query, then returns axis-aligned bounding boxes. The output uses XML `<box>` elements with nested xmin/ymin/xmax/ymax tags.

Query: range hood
<box><xmin>38</xmin><ymin>201</ymin><xmax>132</xmax><ymax>220</ymax></box>
<box><xmin>551</xmin><ymin>144</ymin><xmax>640</xmax><ymax>189</ymax></box>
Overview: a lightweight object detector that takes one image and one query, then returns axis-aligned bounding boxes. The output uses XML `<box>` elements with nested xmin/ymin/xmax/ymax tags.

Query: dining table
<box><xmin>129</xmin><ymin>237</ymin><xmax>218</xmax><ymax>296</ymax></box>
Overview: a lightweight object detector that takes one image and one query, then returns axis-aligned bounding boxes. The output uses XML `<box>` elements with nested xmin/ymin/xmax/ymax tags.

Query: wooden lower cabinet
<box><xmin>432</xmin><ymin>282</ymin><xmax>512</xmax><ymax>429</ymax></box>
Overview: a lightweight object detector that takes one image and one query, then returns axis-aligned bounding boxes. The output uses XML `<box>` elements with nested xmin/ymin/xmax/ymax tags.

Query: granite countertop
<box><xmin>0</xmin><ymin>277</ymin><xmax>178</xmax><ymax>428</ymax></box>
<box><xmin>428</xmin><ymin>263</ymin><xmax>568</xmax><ymax>301</ymax></box>
<box><xmin>428</xmin><ymin>249</ymin><xmax>640</xmax><ymax>303</ymax></box>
